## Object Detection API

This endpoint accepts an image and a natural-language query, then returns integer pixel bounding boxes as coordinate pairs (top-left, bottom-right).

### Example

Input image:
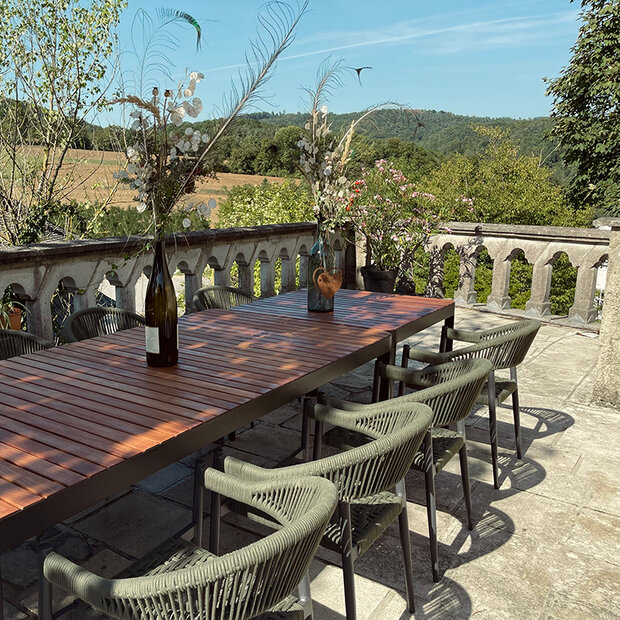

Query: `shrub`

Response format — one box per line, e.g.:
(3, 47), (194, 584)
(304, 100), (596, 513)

(216, 179), (313, 228)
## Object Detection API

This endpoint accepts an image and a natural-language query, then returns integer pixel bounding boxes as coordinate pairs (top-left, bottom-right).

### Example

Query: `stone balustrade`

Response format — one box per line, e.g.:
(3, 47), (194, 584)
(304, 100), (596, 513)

(0, 223), (353, 342)
(427, 222), (610, 326)
(0, 221), (611, 343)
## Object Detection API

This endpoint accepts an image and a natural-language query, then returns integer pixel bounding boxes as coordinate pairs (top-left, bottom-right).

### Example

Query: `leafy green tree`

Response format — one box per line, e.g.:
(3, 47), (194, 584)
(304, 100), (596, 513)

(546, 0), (620, 216)
(0, 0), (126, 244)
(422, 126), (590, 226)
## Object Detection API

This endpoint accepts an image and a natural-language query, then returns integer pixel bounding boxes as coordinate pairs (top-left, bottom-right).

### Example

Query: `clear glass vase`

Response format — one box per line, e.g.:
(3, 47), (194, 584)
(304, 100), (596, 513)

(307, 224), (335, 312)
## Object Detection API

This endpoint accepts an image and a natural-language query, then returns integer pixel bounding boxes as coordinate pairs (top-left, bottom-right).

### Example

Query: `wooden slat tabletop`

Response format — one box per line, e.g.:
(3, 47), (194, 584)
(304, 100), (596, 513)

(0, 309), (390, 552)
(232, 288), (454, 342)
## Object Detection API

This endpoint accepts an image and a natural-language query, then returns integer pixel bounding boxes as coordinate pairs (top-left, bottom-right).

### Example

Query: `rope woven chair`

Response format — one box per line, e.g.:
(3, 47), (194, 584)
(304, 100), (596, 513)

(43, 471), (338, 620)
(213, 402), (433, 620)
(62, 307), (145, 343)
(402, 318), (541, 489)
(0, 329), (53, 360)
(311, 358), (492, 582)
(193, 285), (257, 311)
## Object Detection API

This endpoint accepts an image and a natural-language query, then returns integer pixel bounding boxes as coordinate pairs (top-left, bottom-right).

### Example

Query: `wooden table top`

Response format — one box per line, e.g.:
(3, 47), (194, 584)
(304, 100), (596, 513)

(233, 288), (454, 343)
(0, 309), (390, 552)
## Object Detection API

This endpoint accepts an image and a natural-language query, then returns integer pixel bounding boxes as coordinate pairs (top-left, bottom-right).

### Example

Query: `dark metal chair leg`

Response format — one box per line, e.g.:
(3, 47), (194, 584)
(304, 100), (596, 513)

(208, 448), (223, 554)
(423, 432), (440, 582)
(459, 444), (473, 531)
(338, 501), (357, 620)
(302, 397), (312, 462)
(192, 456), (207, 546)
(0, 559), (5, 620)
(395, 481), (415, 613)
(313, 420), (323, 461)
(38, 540), (53, 620)
(488, 371), (500, 490)
(510, 367), (522, 459)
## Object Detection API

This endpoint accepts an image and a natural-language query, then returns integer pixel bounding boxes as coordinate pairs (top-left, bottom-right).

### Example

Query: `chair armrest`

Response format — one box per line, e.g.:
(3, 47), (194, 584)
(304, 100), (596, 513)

(404, 346), (450, 365)
(445, 327), (484, 343)
(44, 553), (110, 604)
(316, 395), (368, 413)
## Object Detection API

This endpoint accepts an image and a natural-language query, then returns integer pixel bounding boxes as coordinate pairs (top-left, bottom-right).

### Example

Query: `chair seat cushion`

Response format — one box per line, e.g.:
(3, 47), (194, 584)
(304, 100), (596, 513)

(322, 491), (405, 558)
(411, 427), (464, 474)
(70, 537), (303, 619)
(476, 379), (517, 405)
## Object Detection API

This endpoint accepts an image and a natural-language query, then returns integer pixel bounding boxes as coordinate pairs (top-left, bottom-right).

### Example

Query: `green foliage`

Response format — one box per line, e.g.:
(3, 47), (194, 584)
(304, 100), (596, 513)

(216, 179), (313, 228)
(0, 0), (126, 244)
(550, 253), (578, 315)
(49, 202), (209, 238)
(546, 0), (620, 216)
(245, 109), (571, 188)
(421, 126), (591, 226)
(508, 254), (533, 309)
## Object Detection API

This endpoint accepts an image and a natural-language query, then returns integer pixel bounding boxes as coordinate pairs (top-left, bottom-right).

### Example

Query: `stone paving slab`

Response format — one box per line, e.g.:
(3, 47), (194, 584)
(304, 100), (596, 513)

(1, 307), (618, 619)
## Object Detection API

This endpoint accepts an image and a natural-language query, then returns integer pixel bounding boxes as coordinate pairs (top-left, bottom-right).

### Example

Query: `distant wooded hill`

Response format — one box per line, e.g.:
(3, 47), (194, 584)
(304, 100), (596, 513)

(242, 109), (570, 184)
(47, 106), (570, 186)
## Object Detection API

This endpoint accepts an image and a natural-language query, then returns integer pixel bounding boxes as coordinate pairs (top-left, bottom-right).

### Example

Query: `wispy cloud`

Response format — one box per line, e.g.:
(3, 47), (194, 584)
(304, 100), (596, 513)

(203, 9), (578, 74)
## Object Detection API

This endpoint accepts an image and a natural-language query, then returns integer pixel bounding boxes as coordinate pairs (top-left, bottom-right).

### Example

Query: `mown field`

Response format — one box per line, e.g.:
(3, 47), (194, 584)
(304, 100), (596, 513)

(56, 148), (290, 220)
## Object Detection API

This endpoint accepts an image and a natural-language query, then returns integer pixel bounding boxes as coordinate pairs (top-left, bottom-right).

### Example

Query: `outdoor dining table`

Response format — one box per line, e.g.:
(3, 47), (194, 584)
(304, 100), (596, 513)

(0, 289), (453, 617)
(233, 288), (455, 394)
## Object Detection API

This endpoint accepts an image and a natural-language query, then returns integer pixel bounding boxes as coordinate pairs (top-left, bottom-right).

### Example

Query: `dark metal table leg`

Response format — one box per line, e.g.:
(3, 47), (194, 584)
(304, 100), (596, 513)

(0, 559), (4, 620)
(38, 539), (53, 620)
(376, 342), (396, 401)
(440, 313), (455, 353)
(209, 448), (224, 554)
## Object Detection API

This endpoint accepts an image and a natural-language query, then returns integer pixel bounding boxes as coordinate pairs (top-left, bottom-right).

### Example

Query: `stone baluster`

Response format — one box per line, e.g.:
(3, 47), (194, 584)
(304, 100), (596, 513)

(425, 246), (445, 298)
(25, 297), (54, 342)
(114, 283), (137, 313)
(280, 257), (297, 293)
(213, 266), (230, 288)
(525, 257), (553, 317)
(259, 257), (276, 298)
(568, 261), (598, 324)
(236, 261), (254, 295)
(486, 250), (513, 311)
(454, 250), (478, 305)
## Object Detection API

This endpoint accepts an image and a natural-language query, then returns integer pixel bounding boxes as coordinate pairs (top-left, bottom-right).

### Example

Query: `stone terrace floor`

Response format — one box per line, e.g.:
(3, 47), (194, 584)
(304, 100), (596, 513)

(2, 308), (619, 619)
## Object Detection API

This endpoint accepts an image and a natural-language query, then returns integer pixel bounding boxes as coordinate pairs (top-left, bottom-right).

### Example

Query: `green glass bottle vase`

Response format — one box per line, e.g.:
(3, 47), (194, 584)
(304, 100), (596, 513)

(307, 225), (335, 312)
(145, 229), (178, 366)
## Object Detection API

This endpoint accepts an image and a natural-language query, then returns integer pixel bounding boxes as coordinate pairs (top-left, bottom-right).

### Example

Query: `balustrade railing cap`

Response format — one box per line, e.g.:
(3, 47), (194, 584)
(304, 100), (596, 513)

(444, 221), (610, 244)
(0, 222), (318, 267)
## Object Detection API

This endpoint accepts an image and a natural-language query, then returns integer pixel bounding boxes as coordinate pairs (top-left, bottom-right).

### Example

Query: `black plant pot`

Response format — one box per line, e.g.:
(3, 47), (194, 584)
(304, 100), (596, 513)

(360, 265), (398, 293)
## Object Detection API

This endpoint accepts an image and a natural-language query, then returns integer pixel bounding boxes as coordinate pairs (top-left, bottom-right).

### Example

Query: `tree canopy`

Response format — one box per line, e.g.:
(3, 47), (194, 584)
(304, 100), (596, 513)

(546, 0), (620, 216)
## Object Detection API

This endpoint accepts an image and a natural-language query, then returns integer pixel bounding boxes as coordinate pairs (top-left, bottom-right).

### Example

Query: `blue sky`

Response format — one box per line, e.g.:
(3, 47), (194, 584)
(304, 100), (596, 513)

(105, 0), (581, 124)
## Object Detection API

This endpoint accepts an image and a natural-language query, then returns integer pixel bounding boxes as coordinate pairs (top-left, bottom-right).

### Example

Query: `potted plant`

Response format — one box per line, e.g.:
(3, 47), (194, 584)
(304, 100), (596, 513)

(0, 295), (25, 330)
(347, 160), (444, 293)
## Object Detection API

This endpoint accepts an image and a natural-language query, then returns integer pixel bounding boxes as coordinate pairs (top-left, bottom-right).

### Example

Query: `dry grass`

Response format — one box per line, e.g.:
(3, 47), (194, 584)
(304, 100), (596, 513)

(52, 148), (290, 215)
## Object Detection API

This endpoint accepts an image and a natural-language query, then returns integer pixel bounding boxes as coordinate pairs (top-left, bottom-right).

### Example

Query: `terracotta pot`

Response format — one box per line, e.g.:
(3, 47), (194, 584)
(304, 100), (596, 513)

(360, 266), (398, 293)
(0, 307), (22, 330)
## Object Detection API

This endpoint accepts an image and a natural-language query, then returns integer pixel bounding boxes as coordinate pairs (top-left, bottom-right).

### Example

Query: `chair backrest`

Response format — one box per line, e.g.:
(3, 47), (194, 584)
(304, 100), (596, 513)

(446, 319), (540, 370)
(193, 286), (257, 311)
(62, 307), (145, 343)
(0, 329), (53, 360)
(383, 358), (492, 428)
(44, 473), (337, 620)
(262, 402), (433, 503)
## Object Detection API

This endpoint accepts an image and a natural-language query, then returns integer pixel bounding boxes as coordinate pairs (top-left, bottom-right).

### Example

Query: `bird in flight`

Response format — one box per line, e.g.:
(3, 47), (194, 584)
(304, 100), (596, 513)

(348, 66), (373, 85)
